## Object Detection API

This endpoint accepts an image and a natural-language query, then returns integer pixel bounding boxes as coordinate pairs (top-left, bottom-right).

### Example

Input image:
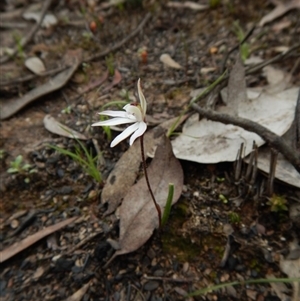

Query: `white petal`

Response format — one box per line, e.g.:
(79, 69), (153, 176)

(92, 117), (135, 127)
(129, 122), (147, 145)
(110, 123), (140, 147)
(125, 105), (143, 122)
(137, 78), (147, 118)
(99, 110), (128, 118)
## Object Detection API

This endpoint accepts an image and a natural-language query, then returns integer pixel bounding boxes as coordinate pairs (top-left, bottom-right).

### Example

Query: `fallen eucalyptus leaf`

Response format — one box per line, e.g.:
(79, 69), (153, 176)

(43, 115), (88, 140)
(25, 57), (46, 75)
(259, 0), (300, 27)
(160, 53), (183, 69)
(0, 49), (82, 120)
(172, 85), (298, 163)
(101, 115), (187, 215)
(64, 281), (91, 301)
(1, 217), (78, 263)
(106, 135), (183, 265)
(23, 11), (58, 28)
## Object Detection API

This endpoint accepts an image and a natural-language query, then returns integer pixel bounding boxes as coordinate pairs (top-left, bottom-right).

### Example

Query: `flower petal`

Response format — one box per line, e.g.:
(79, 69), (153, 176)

(129, 121), (147, 145)
(137, 78), (147, 118)
(110, 122), (140, 147)
(92, 117), (135, 127)
(98, 110), (128, 118)
(124, 105), (143, 122)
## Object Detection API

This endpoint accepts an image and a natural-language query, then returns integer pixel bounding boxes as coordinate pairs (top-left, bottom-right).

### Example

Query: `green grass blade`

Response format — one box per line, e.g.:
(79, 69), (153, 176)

(161, 183), (174, 227)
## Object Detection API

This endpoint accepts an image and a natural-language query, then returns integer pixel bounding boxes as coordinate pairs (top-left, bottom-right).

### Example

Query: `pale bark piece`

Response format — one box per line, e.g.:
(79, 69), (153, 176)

(279, 255), (300, 301)
(0, 217), (78, 263)
(160, 53), (183, 69)
(64, 281), (91, 301)
(101, 116), (187, 215)
(259, 0), (300, 27)
(166, 1), (208, 10)
(25, 57), (46, 75)
(0, 49), (82, 120)
(107, 136), (183, 263)
(43, 115), (88, 140)
(226, 54), (247, 116)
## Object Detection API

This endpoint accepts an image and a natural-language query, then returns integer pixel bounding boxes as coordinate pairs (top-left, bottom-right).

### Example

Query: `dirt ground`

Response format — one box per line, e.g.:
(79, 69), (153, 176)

(1, 1), (300, 300)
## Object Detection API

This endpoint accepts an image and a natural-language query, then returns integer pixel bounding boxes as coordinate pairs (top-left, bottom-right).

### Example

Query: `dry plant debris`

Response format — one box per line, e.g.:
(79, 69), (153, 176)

(1, 0), (300, 300)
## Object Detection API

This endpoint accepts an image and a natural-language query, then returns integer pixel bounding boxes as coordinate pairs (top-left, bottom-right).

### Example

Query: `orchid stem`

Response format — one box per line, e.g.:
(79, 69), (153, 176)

(140, 135), (162, 229)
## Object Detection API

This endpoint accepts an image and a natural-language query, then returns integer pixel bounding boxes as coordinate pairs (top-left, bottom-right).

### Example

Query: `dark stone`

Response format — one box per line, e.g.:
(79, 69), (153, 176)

(94, 241), (111, 260)
(54, 257), (74, 272)
(144, 281), (159, 291)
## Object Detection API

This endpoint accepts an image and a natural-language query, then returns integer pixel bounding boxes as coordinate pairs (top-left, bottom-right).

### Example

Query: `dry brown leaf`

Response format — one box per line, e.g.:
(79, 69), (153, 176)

(101, 115), (187, 215)
(0, 217), (78, 263)
(102, 69), (122, 92)
(259, 0), (300, 27)
(0, 49), (82, 120)
(160, 53), (183, 69)
(106, 136), (183, 265)
(43, 114), (88, 140)
(64, 281), (91, 301)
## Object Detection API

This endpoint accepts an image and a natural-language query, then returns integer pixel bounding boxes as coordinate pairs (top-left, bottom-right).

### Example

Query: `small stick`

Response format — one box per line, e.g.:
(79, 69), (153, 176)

(85, 13), (152, 62)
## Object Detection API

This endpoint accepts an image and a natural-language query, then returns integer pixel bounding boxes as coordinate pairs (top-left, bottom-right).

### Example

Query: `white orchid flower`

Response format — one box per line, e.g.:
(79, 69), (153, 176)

(92, 78), (147, 147)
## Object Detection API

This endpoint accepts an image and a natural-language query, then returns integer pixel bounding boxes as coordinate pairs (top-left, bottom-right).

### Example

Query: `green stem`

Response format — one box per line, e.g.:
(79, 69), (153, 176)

(140, 135), (162, 229)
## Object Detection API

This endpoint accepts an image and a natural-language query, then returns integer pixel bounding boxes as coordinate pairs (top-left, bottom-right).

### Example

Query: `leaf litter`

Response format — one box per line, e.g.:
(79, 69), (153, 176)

(105, 135), (183, 266)
(172, 53), (300, 187)
(101, 115), (187, 215)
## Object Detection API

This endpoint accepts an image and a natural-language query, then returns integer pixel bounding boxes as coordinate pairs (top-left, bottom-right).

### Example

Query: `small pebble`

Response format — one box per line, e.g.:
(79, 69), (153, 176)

(144, 281), (159, 291)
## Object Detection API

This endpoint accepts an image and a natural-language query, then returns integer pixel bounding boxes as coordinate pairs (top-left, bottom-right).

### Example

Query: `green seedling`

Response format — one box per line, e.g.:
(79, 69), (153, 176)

(209, 0), (221, 8)
(219, 194), (228, 204)
(105, 53), (115, 76)
(161, 183), (175, 227)
(61, 106), (72, 114)
(232, 21), (250, 61)
(189, 277), (300, 297)
(49, 139), (102, 183)
(267, 194), (288, 212)
(7, 155), (37, 183)
(0, 150), (5, 160)
(228, 211), (241, 223)
(12, 32), (25, 59)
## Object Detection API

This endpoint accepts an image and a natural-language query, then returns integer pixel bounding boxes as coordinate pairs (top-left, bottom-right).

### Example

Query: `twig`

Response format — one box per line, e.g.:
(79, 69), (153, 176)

(191, 103), (300, 173)
(85, 13), (152, 62)
(0, 0), (53, 64)
(245, 43), (300, 74)
(0, 65), (67, 87)
(142, 275), (196, 283)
